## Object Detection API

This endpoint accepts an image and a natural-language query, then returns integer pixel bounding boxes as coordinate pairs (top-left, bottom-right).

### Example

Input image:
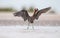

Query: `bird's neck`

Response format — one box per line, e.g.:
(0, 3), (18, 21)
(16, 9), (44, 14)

(32, 10), (38, 17)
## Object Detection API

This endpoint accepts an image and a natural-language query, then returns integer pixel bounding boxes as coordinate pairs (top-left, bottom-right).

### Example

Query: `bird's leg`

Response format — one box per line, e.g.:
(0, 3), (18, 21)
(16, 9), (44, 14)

(27, 22), (30, 30)
(32, 23), (34, 30)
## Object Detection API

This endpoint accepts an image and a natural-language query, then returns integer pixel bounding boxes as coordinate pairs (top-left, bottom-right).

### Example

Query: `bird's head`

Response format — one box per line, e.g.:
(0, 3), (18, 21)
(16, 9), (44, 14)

(34, 8), (38, 13)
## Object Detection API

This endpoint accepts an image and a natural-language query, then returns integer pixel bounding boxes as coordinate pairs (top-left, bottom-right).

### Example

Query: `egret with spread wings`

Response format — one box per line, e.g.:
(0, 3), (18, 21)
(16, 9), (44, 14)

(14, 7), (51, 29)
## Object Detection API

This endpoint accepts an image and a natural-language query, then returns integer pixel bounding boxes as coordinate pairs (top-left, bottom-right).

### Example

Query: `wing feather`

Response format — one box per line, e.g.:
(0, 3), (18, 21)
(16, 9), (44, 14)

(14, 10), (29, 21)
(35, 7), (51, 19)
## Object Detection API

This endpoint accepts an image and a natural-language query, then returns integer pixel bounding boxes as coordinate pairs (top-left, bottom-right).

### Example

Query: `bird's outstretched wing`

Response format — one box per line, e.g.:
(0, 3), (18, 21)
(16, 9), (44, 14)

(14, 10), (29, 21)
(35, 7), (51, 19)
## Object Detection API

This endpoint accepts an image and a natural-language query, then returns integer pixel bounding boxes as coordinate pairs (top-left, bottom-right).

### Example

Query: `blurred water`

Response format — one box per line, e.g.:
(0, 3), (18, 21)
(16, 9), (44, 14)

(0, 25), (60, 38)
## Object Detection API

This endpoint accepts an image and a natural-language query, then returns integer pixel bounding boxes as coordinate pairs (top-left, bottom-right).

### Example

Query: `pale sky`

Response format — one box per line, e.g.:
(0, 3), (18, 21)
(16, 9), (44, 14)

(0, 0), (60, 13)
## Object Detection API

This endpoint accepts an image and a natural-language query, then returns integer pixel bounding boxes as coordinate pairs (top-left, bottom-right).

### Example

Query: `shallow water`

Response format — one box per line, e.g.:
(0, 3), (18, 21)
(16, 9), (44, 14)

(0, 26), (60, 38)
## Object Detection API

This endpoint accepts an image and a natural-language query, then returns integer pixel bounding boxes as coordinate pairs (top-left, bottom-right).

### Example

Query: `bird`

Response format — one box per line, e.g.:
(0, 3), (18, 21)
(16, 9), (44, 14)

(14, 7), (51, 29)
